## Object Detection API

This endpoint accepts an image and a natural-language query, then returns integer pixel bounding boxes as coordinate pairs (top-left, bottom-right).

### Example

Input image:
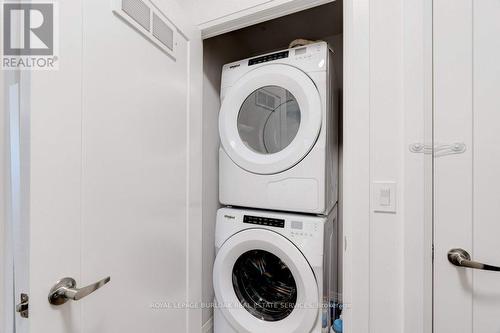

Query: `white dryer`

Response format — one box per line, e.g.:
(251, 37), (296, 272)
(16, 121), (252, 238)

(213, 207), (338, 333)
(219, 42), (339, 214)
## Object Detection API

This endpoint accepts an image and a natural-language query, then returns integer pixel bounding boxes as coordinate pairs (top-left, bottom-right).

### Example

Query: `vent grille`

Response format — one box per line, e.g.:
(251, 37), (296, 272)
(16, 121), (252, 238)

(152, 13), (173, 50)
(122, 0), (150, 31)
(256, 90), (278, 110)
(113, 0), (176, 58)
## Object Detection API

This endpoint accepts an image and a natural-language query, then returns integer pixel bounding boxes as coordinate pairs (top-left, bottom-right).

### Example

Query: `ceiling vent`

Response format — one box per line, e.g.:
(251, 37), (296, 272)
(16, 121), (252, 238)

(112, 0), (177, 59)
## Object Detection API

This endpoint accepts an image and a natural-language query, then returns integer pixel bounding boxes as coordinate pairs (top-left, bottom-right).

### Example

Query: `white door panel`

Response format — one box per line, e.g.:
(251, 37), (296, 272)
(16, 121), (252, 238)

(433, 0), (473, 331)
(22, 0), (201, 332)
(29, 0), (83, 331)
(81, 1), (189, 332)
(434, 0), (500, 331)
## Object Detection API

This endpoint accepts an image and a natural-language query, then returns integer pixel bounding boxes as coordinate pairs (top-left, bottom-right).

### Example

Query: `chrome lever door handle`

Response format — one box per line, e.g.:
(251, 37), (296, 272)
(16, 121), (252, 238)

(48, 276), (110, 305)
(448, 248), (500, 272)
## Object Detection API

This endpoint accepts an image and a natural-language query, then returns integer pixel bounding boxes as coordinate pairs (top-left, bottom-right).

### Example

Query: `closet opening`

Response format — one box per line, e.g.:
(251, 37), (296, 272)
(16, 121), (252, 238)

(201, 0), (344, 329)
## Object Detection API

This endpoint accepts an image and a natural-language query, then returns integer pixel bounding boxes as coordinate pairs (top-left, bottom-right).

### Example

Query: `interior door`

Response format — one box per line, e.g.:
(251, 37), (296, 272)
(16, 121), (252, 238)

(11, 0), (202, 332)
(434, 0), (500, 331)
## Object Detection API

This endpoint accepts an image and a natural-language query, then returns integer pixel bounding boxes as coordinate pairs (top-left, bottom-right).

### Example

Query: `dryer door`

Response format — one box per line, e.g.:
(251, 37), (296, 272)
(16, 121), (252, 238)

(213, 229), (319, 333)
(219, 64), (322, 175)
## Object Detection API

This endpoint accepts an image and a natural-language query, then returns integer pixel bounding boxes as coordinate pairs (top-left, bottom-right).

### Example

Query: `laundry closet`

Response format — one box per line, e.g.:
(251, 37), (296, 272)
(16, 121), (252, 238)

(201, 2), (344, 332)
(1, 0), (435, 332)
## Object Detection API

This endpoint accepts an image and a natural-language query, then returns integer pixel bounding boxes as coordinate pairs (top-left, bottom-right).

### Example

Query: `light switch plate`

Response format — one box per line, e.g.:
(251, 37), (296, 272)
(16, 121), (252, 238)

(372, 181), (397, 213)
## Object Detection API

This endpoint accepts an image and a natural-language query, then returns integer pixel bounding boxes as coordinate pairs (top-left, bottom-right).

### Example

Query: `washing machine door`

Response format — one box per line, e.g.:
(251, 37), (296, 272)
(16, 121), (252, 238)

(219, 64), (322, 175)
(213, 228), (319, 333)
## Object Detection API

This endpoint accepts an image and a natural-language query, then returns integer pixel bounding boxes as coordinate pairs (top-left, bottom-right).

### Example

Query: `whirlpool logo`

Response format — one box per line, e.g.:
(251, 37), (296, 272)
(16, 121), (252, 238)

(2, 1), (59, 70)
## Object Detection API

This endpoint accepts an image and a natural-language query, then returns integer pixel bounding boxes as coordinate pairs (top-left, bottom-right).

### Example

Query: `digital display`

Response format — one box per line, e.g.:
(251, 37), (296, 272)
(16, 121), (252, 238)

(248, 51), (289, 66)
(243, 215), (285, 228)
(294, 47), (307, 56)
(291, 221), (303, 230)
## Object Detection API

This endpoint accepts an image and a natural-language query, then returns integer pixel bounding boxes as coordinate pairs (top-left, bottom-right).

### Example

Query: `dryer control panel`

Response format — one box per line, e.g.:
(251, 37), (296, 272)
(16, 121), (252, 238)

(248, 51), (289, 66)
(220, 41), (329, 92)
(243, 215), (285, 228)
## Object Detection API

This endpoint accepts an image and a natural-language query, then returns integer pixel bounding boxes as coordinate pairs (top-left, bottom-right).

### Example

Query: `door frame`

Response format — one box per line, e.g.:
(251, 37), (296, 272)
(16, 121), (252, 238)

(1, 67), (31, 333)
(0, 59), (8, 333)
(341, 0), (371, 331)
(159, 3), (204, 333)
(197, 0), (373, 331)
(197, 0), (434, 332)
(198, 0), (336, 39)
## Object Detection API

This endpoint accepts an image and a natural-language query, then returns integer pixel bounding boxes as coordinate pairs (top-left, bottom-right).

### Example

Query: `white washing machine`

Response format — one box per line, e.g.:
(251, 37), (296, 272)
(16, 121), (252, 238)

(219, 42), (339, 214)
(213, 207), (338, 333)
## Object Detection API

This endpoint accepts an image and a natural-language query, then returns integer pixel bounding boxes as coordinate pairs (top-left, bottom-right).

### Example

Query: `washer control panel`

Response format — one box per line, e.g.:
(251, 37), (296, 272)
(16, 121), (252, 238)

(217, 207), (333, 258)
(289, 219), (320, 239)
(243, 215), (285, 228)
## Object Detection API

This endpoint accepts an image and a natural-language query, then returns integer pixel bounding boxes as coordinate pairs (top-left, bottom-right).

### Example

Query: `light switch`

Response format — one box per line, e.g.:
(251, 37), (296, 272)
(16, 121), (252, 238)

(373, 181), (397, 213)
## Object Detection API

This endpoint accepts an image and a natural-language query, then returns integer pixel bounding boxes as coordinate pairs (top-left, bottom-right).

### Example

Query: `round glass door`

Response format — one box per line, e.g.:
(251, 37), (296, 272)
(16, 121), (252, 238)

(232, 249), (298, 321)
(212, 228), (319, 333)
(218, 64), (322, 175)
(237, 86), (301, 154)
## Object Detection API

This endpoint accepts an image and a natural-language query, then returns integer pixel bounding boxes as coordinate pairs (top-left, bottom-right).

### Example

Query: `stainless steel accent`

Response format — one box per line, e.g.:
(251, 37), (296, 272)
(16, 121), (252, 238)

(16, 293), (29, 318)
(448, 248), (500, 272)
(48, 276), (111, 305)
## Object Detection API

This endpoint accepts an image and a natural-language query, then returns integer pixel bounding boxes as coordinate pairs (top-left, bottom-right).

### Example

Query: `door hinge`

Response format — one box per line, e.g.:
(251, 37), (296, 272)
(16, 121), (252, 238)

(16, 293), (29, 318)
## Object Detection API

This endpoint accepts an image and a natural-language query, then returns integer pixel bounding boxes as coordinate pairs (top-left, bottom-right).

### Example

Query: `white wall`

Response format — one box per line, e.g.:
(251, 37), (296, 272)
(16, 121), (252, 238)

(369, 0), (404, 331)
(369, 1), (432, 332)
(0, 67), (6, 333)
(344, 0), (431, 332)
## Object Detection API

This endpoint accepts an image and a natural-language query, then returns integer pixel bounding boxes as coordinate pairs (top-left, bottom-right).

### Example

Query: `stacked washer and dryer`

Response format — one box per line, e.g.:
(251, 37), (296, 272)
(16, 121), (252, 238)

(214, 42), (340, 333)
